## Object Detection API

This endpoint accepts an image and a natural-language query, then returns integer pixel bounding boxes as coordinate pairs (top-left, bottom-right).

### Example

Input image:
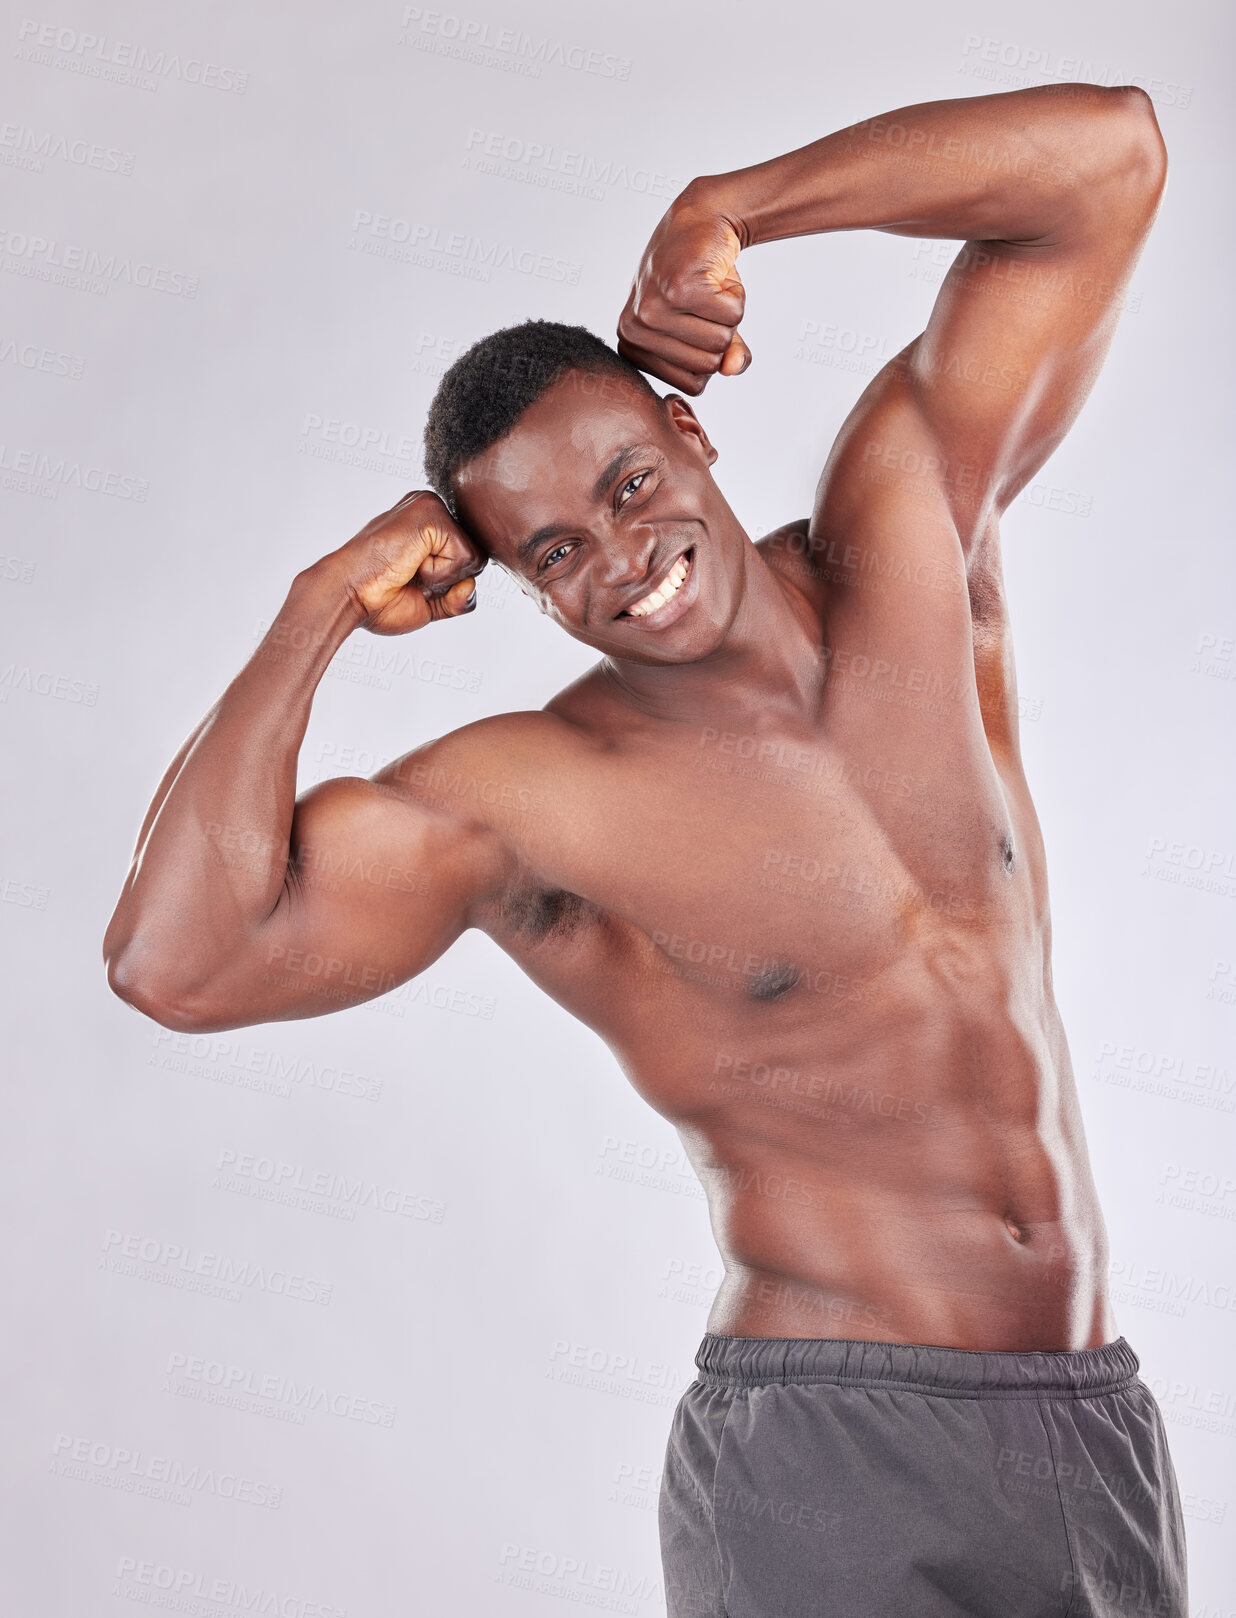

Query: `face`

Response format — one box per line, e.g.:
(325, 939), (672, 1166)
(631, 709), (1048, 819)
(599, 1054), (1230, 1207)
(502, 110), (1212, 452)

(452, 367), (749, 664)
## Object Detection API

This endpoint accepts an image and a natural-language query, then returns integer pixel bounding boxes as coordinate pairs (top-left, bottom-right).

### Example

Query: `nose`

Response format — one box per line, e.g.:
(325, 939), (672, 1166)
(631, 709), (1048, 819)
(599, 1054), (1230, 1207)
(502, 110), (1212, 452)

(593, 521), (658, 593)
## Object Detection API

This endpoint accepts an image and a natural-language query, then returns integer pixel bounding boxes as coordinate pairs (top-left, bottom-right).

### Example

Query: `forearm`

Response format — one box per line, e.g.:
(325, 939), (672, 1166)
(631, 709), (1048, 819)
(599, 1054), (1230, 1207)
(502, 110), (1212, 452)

(104, 563), (363, 990)
(693, 83), (1161, 251)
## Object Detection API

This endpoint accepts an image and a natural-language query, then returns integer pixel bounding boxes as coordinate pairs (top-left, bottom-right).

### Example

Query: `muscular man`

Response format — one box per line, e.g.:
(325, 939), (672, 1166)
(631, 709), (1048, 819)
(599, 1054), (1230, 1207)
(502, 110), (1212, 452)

(105, 84), (1184, 1615)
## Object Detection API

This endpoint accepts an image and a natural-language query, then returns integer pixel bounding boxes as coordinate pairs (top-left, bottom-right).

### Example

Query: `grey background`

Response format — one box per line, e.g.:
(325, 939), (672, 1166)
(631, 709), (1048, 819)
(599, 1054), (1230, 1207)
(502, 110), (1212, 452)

(1, 0), (1232, 1611)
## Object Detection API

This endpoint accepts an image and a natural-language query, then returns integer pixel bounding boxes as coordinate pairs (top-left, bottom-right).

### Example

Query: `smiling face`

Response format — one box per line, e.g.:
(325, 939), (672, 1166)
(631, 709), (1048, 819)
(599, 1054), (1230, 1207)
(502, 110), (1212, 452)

(451, 367), (750, 664)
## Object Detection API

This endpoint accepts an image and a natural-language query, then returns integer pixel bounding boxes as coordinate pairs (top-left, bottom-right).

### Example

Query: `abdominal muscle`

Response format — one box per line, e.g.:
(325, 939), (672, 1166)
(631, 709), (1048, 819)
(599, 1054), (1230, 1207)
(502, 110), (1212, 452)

(627, 970), (1116, 1353)
(468, 690), (1116, 1353)
(698, 1188), (1114, 1353)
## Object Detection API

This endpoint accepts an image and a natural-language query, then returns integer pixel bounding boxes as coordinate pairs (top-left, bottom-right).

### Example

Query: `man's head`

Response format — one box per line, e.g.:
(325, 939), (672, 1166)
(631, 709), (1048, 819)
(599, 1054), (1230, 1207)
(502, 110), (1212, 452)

(422, 319), (749, 664)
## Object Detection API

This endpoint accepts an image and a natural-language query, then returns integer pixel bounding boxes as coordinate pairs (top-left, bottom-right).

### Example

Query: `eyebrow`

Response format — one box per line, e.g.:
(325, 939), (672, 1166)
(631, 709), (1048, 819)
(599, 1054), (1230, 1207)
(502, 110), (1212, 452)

(514, 444), (647, 567)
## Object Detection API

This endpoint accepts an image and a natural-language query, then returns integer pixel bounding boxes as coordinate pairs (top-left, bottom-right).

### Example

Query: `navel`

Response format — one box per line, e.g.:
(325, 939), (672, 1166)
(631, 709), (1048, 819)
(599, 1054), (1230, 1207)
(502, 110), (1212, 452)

(748, 959), (801, 1002)
(1000, 835), (1016, 875)
(1004, 1215), (1029, 1244)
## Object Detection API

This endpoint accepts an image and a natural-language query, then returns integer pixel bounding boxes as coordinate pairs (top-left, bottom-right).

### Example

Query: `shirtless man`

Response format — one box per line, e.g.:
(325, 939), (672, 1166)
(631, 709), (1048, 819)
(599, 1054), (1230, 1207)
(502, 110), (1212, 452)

(105, 83), (1185, 1616)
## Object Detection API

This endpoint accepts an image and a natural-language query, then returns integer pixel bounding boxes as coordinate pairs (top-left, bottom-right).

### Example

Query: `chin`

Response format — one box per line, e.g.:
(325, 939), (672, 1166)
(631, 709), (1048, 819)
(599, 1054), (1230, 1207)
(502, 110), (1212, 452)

(598, 624), (727, 667)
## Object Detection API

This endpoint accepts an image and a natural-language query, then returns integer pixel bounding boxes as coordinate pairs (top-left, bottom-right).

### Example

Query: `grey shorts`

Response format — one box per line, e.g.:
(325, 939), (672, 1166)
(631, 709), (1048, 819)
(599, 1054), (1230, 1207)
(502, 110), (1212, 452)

(659, 1333), (1187, 1617)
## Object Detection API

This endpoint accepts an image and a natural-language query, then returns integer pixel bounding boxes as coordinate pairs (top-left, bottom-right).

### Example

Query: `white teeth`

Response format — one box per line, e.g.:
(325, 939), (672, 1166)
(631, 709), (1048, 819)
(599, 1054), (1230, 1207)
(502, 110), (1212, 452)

(626, 554), (690, 618)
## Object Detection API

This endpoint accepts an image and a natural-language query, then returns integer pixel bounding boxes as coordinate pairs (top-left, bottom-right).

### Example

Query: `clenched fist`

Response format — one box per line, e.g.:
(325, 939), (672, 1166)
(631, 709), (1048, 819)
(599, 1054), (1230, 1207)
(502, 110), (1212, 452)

(321, 489), (486, 635)
(617, 185), (751, 395)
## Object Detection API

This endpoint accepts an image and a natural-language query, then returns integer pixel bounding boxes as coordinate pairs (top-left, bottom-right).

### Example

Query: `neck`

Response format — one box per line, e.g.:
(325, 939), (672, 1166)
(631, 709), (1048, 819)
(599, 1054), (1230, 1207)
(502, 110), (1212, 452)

(602, 540), (826, 729)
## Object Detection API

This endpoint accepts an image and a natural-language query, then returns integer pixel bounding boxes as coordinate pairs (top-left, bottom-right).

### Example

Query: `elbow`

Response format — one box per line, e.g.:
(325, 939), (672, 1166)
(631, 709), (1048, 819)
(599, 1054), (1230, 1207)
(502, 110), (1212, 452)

(1053, 84), (1168, 237)
(1114, 85), (1168, 191)
(104, 944), (223, 1034)
(1098, 84), (1169, 207)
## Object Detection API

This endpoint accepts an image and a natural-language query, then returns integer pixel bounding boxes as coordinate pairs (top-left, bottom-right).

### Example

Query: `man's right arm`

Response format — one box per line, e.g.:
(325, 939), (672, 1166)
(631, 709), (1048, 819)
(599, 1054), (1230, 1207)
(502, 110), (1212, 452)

(103, 491), (507, 1034)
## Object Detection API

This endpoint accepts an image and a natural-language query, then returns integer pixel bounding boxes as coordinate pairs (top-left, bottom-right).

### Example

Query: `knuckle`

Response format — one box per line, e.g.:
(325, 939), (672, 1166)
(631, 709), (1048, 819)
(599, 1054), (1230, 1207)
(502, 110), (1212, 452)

(396, 487), (434, 513)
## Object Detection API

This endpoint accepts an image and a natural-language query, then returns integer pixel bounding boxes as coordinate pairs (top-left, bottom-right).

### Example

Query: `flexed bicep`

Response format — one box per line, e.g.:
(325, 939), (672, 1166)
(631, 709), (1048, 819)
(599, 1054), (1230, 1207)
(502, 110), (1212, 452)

(899, 90), (1167, 517)
(157, 773), (512, 1032)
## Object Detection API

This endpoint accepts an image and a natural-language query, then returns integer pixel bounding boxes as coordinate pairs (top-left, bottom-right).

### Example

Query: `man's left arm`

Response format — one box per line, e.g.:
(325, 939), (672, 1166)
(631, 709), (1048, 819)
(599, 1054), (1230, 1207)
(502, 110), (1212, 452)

(618, 83), (1168, 527)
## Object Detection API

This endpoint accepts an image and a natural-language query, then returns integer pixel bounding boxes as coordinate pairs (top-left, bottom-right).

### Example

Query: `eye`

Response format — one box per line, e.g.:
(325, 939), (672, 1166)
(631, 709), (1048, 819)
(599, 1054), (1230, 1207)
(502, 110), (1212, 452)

(618, 472), (649, 505)
(541, 542), (573, 570)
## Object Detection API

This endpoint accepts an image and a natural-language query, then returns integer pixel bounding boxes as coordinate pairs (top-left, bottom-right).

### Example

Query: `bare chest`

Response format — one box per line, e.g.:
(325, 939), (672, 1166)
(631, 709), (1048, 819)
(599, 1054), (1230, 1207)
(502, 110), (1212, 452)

(483, 709), (1043, 1022)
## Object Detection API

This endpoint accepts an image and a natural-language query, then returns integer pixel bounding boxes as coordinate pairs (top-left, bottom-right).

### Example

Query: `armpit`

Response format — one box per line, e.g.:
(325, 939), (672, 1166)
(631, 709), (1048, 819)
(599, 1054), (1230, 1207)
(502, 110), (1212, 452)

(493, 882), (604, 947)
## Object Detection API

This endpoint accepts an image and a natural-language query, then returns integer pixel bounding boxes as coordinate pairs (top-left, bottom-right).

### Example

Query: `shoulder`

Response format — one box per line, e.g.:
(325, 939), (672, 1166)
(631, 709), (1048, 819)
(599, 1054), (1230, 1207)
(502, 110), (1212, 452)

(374, 708), (589, 818)
(755, 517), (812, 570)
(755, 517), (828, 625)
(374, 704), (614, 950)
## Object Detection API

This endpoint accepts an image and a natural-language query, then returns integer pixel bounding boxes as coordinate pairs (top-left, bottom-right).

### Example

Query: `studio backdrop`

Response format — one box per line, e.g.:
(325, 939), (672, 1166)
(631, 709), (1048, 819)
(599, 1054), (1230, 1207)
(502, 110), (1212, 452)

(1, 0), (1232, 1611)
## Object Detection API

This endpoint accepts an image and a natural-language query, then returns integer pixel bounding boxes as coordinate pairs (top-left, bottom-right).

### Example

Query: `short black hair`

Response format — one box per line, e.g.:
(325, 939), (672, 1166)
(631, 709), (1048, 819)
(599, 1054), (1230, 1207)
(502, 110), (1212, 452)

(422, 318), (658, 517)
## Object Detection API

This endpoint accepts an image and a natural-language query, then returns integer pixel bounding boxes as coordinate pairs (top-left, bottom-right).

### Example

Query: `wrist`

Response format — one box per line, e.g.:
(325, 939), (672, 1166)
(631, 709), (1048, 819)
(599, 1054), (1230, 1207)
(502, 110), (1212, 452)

(677, 173), (754, 251)
(685, 148), (845, 252)
(290, 557), (369, 633)
(679, 170), (776, 252)
(256, 561), (366, 677)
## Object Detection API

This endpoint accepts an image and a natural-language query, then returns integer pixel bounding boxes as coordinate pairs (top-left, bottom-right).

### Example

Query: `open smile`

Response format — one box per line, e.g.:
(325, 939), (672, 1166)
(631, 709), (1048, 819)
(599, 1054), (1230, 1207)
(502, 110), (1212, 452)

(618, 546), (696, 627)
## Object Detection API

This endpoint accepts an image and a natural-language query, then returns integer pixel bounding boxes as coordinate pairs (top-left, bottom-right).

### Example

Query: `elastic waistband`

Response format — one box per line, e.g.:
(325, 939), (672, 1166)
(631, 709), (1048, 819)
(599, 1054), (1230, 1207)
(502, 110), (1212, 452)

(693, 1334), (1140, 1399)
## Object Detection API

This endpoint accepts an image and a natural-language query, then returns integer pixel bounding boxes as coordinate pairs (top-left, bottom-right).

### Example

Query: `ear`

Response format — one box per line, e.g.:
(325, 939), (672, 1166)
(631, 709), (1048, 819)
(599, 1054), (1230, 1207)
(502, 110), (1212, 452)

(661, 393), (718, 468)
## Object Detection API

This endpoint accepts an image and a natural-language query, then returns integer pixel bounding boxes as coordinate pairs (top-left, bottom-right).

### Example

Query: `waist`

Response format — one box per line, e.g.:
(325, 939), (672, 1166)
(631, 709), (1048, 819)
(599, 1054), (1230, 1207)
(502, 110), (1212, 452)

(693, 1331), (1140, 1397)
(701, 1199), (1113, 1349)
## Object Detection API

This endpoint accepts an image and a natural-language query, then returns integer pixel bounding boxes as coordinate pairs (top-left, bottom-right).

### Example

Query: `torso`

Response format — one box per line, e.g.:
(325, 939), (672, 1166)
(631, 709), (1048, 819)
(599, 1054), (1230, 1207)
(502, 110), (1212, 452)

(388, 385), (1114, 1352)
